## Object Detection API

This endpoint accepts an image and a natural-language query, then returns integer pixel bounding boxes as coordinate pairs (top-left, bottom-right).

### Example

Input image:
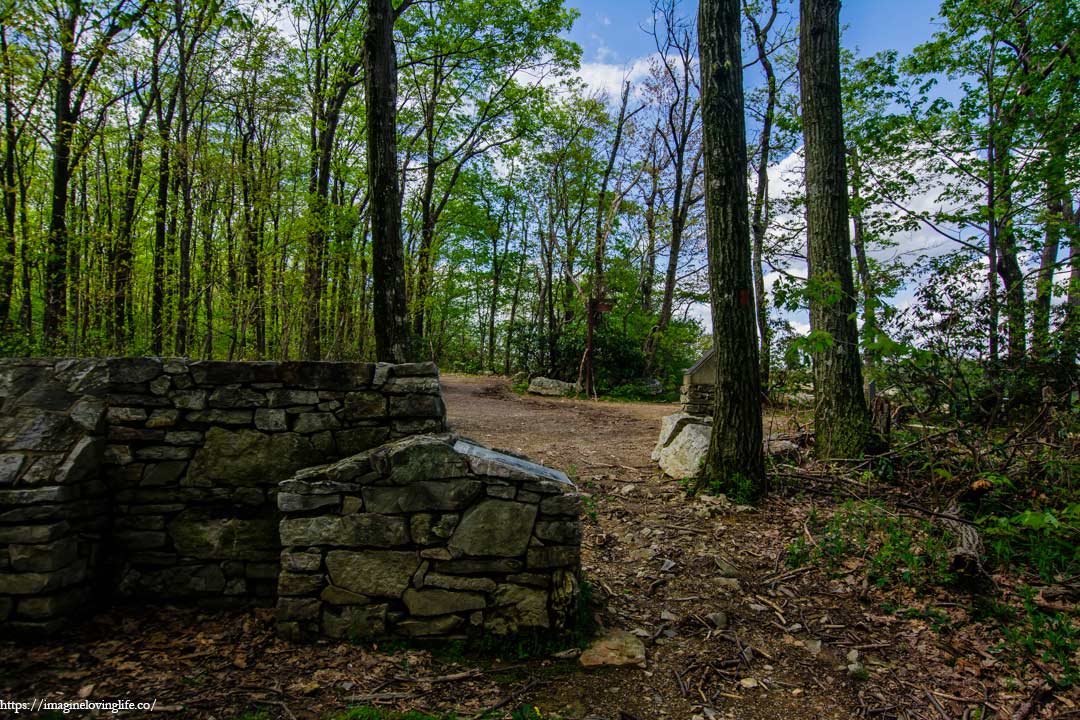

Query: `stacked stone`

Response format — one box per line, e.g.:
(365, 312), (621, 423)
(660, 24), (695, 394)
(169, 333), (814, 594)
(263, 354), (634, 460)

(680, 383), (715, 417)
(275, 435), (581, 642)
(0, 359), (110, 634)
(101, 358), (447, 604)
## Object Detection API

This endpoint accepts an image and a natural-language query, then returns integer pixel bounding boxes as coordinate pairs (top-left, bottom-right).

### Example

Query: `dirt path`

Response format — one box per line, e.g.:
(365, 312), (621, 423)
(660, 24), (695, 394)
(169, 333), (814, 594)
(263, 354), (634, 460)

(442, 373), (673, 476)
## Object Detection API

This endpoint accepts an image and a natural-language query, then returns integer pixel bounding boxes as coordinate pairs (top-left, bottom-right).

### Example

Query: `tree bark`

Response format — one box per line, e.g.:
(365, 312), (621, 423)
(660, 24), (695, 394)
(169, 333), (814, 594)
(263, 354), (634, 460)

(697, 0), (765, 495)
(365, 0), (410, 363)
(799, 0), (876, 458)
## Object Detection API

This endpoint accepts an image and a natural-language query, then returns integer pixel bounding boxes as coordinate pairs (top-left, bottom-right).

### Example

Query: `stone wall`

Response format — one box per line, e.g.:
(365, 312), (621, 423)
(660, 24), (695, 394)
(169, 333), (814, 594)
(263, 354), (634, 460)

(680, 383), (715, 417)
(102, 358), (445, 604)
(0, 357), (451, 634)
(681, 348), (717, 417)
(276, 436), (581, 641)
(0, 359), (110, 633)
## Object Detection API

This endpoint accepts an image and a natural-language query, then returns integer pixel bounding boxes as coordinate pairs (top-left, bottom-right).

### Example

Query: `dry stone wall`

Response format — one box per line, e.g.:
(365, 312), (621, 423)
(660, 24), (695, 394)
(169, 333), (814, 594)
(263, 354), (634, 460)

(0, 359), (110, 633)
(276, 436), (581, 641)
(102, 358), (445, 604)
(0, 357), (454, 634)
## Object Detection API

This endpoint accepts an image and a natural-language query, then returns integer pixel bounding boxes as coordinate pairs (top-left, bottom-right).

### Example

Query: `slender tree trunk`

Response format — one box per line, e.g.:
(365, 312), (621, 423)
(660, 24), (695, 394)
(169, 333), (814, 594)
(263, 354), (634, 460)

(996, 158), (1025, 364)
(114, 94), (153, 351)
(43, 14), (77, 347)
(582, 82), (631, 398)
(698, 0), (765, 495)
(849, 150), (877, 371)
(151, 142), (170, 355)
(0, 27), (16, 328)
(799, 0), (876, 458)
(365, 0), (410, 363)
(16, 157), (30, 333)
(1034, 179), (1062, 358)
(504, 223), (527, 375)
(639, 158), (659, 312)
(748, 2), (778, 397)
(1064, 199), (1080, 354)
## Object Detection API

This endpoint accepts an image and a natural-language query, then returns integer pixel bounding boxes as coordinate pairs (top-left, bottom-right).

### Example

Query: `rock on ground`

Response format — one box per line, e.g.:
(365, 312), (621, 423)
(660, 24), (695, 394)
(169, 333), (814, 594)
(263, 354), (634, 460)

(657, 422), (711, 479)
(527, 377), (577, 397)
(579, 628), (646, 668)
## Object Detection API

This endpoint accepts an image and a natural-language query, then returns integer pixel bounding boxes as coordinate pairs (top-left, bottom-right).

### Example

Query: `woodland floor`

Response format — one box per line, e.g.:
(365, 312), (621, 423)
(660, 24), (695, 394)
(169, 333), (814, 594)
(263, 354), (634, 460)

(1, 373), (1076, 719)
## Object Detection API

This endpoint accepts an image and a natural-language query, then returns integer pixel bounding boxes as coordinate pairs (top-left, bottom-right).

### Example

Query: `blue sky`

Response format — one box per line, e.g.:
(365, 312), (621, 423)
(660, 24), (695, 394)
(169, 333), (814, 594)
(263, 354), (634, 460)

(565, 0), (946, 73)
(559, 0), (955, 332)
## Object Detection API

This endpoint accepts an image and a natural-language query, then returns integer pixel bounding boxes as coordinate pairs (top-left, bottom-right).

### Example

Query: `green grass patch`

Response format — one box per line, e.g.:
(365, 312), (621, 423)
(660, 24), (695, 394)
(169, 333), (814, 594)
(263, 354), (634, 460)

(786, 500), (956, 590)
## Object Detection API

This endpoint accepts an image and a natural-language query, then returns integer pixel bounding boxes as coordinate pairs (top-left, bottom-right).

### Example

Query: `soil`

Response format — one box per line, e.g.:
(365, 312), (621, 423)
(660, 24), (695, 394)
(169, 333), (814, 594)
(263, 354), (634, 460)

(0, 374), (1073, 719)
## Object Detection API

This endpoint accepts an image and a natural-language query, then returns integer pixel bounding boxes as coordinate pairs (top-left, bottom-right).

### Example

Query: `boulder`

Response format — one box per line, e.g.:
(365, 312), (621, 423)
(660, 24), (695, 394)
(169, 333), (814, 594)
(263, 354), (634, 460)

(652, 412), (710, 461)
(766, 438), (801, 461)
(657, 422), (711, 479)
(527, 377), (576, 397)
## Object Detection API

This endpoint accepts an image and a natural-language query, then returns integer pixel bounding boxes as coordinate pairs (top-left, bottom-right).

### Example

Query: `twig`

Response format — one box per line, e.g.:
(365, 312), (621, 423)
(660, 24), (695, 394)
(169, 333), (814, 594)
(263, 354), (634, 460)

(393, 669), (483, 684)
(924, 688), (951, 720)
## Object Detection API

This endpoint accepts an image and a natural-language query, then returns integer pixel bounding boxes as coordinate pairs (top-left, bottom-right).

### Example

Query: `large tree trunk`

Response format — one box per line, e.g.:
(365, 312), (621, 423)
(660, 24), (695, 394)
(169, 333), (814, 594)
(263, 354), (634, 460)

(799, 0), (876, 459)
(697, 0), (765, 496)
(365, 0), (410, 363)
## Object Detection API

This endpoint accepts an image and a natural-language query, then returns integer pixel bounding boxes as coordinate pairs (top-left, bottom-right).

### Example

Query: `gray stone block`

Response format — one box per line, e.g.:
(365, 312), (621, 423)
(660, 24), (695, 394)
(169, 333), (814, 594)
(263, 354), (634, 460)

(8, 537), (79, 572)
(209, 388), (267, 409)
(362, 480), (481, 514)
(277, 492), (340, 513)
(293, 412), (340, 434)
(280, 514), (408, 547)
(267, 389), (320, 407)
(321, 603), (386, 639)
(403, 588), (485, 616)
(278, 571), (324, 596)
(0, 453), (25, 485)
(449, 500), (537, 558)
(343, 391), (386, 419)
(145, 409), (180, 428)
(325, 550), (419, 598)
(254, 409), (287, 432)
